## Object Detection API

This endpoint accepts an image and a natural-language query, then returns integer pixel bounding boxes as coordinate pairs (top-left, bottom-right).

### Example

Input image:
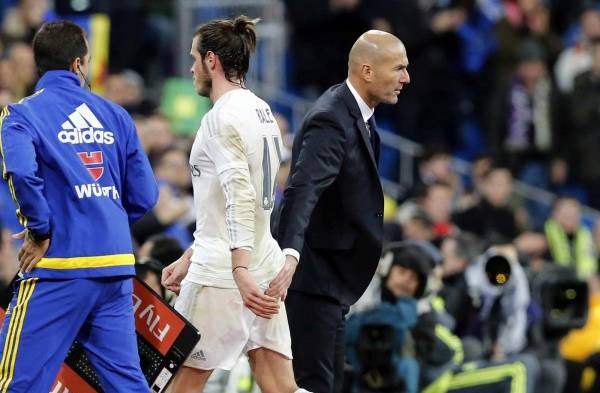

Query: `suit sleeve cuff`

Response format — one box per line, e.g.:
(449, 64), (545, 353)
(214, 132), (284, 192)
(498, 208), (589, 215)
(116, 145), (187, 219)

(282, 248), (300, 263)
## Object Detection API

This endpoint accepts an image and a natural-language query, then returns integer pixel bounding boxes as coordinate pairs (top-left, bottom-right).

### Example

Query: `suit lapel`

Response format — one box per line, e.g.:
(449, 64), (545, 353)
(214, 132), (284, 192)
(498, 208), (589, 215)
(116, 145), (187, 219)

(338, 84), (379, 170)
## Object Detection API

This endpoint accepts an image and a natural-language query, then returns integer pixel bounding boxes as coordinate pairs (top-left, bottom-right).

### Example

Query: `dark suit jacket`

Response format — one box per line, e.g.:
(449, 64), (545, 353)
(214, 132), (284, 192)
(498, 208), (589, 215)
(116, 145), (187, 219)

(276, 83), (384, 305)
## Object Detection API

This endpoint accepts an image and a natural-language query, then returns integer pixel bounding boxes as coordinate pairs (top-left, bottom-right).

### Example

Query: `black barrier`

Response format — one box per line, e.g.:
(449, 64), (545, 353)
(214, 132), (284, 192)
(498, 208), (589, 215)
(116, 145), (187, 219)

(0, 276), (200, 393)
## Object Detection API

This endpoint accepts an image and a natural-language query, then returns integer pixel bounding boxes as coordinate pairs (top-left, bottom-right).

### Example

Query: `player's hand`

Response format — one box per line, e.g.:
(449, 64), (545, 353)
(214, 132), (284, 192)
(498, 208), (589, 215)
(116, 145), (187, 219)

(233, 268), (279, 319)
(13, 230), (50, 273)
(266, 255), (298, 301)
(162, 251), (191, 294)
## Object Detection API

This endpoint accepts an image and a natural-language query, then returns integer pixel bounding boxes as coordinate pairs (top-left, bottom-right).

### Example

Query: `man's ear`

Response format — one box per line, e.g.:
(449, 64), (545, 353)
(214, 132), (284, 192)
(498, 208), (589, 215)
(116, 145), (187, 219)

(69, 57), (81, 73)
(361, 64), (374, 82)
(204, 51), (218, 71)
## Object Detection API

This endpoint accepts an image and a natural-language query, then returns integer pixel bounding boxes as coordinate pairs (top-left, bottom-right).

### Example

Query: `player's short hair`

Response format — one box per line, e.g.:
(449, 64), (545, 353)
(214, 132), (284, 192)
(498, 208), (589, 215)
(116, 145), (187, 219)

(193, 15), (258, 87)
(33, 21), (88, 76)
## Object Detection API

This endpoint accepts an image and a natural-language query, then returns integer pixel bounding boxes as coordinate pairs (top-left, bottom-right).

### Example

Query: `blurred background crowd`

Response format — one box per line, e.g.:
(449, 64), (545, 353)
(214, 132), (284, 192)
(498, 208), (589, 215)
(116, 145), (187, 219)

(3, 0), (600, 392)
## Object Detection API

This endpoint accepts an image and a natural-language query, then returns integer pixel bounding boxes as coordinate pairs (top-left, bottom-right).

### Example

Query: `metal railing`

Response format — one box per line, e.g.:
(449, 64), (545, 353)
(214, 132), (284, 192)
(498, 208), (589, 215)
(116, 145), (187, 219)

(257, 84), (600, 222)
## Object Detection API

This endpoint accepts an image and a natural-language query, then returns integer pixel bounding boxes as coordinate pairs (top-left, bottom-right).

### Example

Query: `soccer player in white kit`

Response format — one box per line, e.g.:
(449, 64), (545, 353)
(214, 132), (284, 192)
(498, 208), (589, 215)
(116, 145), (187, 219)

(161, 16), (310, 393)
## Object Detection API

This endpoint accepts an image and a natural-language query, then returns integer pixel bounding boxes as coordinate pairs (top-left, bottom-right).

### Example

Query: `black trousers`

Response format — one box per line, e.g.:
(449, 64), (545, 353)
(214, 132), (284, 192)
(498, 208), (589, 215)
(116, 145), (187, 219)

(286, 290), (349, 393)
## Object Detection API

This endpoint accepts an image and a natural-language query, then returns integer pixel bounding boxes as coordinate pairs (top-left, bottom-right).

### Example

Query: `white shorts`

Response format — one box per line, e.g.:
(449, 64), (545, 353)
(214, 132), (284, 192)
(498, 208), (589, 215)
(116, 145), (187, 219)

(174, 280), (293, 371)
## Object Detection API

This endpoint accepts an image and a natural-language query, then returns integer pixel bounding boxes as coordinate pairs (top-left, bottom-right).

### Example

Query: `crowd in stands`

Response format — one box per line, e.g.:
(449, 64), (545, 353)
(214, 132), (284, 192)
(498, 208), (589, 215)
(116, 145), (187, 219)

(2, 0), (600, 392)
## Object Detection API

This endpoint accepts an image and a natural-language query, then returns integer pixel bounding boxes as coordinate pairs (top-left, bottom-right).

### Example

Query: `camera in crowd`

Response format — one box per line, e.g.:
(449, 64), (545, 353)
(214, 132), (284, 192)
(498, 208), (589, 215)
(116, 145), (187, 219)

(531, 265), (588, 340)
(484, 253), (512, 287)
(466, 246), (589, 357)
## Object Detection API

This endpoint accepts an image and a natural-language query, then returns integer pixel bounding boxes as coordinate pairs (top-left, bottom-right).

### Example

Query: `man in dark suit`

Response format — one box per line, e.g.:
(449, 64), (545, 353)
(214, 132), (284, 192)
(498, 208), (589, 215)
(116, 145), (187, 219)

(267, 30), (411, 393)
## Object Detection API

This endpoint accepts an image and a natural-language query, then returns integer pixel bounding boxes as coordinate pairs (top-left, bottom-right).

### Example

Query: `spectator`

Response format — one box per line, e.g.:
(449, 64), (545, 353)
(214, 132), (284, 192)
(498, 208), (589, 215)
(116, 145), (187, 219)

(3, 42), (36, 100)
(453, 165), (519, 243)
(137, 234), (184, 268)
(131, 147), (193, 246)
(439, 232), (483, 335)
(135, 257), (165, 297)
(346, 242), (430, 393)
(1, 0), (49, 44)
(544, 196), (597, 280)
(464, 245), (531, 359)
(495, 0), (563, 79)
(568, 37), (600, 209)
(487, 39), (564, 189)
(402, 209), (436, 243)
(416, 147), (464, 202)
(104, 70), (155, 115)
(458, 153), (493, 210)
(554, 6), (600, 94)
(418, 181), (456, 240)
(135, 112), (176, 163)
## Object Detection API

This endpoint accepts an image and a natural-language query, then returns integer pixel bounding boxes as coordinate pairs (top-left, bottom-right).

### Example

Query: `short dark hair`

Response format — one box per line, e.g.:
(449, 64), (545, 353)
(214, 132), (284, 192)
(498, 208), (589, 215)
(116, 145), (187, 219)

(194, 15), (258, 86)
(145, 234), (184, 267)
(32, 21), (87, 76)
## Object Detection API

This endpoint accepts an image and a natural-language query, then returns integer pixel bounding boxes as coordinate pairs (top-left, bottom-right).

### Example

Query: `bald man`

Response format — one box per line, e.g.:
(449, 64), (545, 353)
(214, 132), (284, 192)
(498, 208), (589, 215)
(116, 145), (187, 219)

(270, 31), (410, 392)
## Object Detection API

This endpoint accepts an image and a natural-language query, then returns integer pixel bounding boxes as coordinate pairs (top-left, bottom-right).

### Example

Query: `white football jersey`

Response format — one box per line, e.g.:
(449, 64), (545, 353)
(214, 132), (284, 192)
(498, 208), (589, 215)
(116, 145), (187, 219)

(186, 88), (285, 288)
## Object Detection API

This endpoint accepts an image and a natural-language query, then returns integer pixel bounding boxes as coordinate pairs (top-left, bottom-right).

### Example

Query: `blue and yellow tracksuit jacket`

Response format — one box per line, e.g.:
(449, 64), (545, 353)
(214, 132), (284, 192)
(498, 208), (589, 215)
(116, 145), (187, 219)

(0, 70), (158, 279)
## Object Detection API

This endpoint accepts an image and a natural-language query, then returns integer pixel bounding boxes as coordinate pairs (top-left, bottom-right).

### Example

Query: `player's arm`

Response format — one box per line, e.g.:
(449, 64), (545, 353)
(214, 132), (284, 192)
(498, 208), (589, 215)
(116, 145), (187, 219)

(207, 116), (279, 318)
(0, 105), (50, 271)
(121, 110), (159, 222)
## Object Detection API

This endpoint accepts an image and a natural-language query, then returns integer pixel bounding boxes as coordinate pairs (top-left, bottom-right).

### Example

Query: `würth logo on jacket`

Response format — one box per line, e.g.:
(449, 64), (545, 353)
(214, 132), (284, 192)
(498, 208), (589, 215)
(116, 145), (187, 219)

(74, 150), (120, 200)
(77, 151), (103, 181)
(58, 103), (114, 145)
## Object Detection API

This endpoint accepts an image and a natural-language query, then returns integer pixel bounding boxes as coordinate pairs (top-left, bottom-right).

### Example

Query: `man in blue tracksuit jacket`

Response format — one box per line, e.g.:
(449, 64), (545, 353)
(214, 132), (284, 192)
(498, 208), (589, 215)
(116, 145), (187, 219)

(0, 21), (158, 392)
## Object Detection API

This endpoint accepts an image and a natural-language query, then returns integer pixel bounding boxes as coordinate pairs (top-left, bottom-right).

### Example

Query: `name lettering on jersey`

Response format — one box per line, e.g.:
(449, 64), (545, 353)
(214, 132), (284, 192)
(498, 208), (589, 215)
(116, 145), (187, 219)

(190, 164), (201, 177)
(255, 108), (275, 124)
(58, 103), (115, 145)
(74, 183), (120, 200)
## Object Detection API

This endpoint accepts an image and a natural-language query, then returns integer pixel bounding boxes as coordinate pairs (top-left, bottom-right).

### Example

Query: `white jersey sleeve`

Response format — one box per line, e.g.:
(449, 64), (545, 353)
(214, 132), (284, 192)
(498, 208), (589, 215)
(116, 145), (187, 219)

(205, 114), (256, 251)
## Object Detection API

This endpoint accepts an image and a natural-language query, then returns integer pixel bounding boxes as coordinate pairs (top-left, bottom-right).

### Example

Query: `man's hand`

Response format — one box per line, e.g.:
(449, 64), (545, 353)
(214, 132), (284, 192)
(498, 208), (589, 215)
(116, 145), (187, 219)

(491, 342), (506, 362)
(233, 267), (279, 319)
(162, 249), (192, 294)
(266, 255), (298, 301)
(13, 230), (49, 273)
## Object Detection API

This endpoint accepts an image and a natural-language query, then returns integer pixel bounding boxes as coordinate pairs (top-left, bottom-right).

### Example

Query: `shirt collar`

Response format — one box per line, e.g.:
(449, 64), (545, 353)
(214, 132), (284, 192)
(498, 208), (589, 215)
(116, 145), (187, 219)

(346, 79), (374, 123)
(36, 70), (82, 90)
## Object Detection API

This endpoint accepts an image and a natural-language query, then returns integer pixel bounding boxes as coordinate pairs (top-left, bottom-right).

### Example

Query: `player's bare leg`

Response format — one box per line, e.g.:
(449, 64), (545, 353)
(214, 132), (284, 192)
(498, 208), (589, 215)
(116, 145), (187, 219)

(167, 366), (212, 393)
(248, 347), (309, 393)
